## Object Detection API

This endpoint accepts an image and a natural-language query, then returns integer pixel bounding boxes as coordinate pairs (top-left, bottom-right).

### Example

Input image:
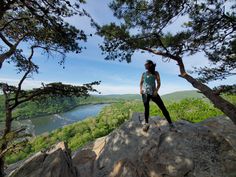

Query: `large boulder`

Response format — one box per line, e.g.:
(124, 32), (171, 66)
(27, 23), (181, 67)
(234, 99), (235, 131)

(8, 142), (77, 177)
(7, 112), (236, 177)
(72, 112), (236, 177)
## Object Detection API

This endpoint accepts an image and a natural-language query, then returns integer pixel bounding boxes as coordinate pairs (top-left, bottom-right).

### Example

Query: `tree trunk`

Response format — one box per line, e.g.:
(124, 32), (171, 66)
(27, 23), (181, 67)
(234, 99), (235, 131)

(176, 58), (236, 124)
(0, 47), (16, 69)
(0, 158), (4, 177)
(0, 97), (13, 176)
(3, 109), (12, 136)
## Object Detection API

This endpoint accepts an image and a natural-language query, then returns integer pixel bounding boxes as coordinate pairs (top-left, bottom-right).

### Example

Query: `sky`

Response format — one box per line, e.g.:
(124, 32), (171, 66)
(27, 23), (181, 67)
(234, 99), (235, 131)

(0, 0), (235, 96)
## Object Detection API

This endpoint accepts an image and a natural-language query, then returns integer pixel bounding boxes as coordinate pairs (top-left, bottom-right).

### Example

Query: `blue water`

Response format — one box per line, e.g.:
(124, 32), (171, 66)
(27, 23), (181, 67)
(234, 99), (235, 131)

(28, 103), (110, 135)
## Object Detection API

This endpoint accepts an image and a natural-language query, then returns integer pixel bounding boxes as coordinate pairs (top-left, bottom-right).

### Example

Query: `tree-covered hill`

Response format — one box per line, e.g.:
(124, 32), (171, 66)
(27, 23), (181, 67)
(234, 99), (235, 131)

(0, 94), (141, 121)
(161, 90), (205, 102)
(0, 90), (220, 121)
(4, 93), (236, 165)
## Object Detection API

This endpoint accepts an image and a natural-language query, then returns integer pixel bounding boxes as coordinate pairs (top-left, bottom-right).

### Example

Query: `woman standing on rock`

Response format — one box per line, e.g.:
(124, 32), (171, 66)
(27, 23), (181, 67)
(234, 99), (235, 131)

(140, 59), (175, 132)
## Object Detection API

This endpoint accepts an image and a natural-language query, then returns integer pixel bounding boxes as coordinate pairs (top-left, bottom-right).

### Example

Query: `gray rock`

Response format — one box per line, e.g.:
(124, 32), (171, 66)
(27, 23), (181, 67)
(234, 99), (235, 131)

(8, 142), (77, 177)
(72, 112), (236, 177)
(7, 112), (236, 177)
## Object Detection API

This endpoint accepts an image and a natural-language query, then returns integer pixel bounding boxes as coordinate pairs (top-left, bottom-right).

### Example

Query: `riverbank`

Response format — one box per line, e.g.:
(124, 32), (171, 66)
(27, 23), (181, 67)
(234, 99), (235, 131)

(23, 103), (112, 136)
(18, 101), (115, 120)
(5, 100), (131, 165)
(0, 94), (139, 122)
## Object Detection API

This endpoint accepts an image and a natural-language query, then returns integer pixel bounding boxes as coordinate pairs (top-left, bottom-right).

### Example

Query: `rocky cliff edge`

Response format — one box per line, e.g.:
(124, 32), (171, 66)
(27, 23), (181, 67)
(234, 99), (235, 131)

(8, 112), (236, 177)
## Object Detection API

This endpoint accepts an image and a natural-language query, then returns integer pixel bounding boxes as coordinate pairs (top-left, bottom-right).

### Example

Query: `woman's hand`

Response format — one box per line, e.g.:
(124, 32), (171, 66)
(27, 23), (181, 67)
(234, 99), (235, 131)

(153, 91), (157, 96)
(140, 89), (143, 95)
(153, 88), (159, 96)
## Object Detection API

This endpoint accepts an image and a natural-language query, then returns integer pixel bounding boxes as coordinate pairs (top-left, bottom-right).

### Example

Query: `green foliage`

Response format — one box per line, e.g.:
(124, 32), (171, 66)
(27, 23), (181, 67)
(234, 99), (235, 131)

(0, 93), (140, 122)
(0, 1), (102, 174)
(165, 98), (222, 122)
(0, 97), (4, 119)
(5, 94), (235, 165)
(161, 90), (205, 103)
(0, 0), (88, 69)
(97, 0), (236, 91)
(5, 101), (133, 164)
(0, 81), (101, 122)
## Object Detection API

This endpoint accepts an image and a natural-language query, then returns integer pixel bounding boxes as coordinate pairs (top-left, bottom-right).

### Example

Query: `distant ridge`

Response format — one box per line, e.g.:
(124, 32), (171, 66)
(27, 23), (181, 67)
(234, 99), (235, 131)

(161, 90), (205, 102)
(92, 93), (141, 100)
(92, 90), (204, 102)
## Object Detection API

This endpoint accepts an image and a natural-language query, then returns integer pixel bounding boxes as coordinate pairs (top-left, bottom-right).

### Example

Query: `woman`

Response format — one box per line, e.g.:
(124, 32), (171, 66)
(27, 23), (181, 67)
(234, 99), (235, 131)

(140, 59), (175, 132)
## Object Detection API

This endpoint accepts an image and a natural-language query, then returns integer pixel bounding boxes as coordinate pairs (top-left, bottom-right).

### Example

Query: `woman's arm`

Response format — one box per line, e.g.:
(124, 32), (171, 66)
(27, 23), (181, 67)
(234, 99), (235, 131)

(155, 71), (161, 92)
(140, 73), (144, 94)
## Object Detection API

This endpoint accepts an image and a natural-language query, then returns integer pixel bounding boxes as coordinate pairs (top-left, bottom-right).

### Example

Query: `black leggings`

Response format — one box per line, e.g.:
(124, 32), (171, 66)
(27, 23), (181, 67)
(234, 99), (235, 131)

(141, 93), (172, 124)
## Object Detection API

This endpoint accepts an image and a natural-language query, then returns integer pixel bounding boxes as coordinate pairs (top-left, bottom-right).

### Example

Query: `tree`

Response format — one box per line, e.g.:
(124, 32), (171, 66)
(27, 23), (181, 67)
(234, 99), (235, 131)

(0, 49), (101, 176)
(0, 0), (102, 175)
(0, 0), (88, 69)
(0, 83), (100, 177)
(95, 0), (236, 123)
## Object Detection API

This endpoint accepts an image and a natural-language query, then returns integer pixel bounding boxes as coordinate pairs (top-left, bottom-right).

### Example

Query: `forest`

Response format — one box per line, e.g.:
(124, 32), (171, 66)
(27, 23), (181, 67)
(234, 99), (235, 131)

(0, 94), (139, 121)
(5, 93), (235, 165)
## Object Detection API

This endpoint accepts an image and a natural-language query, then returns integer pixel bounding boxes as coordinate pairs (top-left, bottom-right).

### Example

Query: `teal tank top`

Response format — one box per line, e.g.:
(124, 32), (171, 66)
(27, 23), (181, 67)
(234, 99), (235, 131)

(142, 71), (156, 95)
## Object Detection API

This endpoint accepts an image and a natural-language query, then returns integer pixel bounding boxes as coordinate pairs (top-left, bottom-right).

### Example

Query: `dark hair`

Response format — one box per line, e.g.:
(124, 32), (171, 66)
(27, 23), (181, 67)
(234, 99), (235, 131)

(145, 60), (156, 75)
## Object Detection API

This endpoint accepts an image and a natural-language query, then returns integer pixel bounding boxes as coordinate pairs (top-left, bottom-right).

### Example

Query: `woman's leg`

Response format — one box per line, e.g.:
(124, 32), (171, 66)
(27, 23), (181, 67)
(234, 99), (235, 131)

(151, 94), (172, 124)
(142, 93), (151, 123)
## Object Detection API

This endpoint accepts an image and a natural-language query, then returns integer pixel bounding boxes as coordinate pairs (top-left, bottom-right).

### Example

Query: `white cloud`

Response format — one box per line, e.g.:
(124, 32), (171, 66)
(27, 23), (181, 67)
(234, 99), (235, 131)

(0, 77), (43, 89)
(0, 77), (194, 96)
(0, 77), (85, 90)
(92, 82), (194, 95)
(92, 84), (138, 95)
(158, 82), (194, 95)
(208, 75), (236, 88)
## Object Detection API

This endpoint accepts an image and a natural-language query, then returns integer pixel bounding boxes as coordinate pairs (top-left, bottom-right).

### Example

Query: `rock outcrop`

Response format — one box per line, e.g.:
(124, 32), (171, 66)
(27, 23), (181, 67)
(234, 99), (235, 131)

(8, 112), (236, 177)
(8, 142), (77, 177)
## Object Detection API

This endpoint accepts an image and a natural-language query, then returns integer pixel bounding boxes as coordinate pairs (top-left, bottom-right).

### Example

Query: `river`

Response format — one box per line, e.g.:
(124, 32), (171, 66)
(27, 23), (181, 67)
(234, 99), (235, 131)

(18, 103), (110, 136)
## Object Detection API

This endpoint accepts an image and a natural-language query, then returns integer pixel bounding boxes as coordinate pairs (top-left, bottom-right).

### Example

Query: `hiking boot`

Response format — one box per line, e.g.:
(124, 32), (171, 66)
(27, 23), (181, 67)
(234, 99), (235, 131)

(142, 123), (150, 132)
(169, 123), (177, 131)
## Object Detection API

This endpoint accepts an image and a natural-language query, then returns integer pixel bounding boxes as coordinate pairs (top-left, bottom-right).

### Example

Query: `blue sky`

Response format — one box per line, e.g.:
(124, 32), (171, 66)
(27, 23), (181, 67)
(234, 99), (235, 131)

(0, 0), (235, 95)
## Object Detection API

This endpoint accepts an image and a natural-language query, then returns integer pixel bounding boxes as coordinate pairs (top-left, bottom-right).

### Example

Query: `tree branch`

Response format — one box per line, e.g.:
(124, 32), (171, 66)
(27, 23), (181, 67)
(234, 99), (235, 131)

(0, 32), (29, 68)
(0, 33), (13, 47)
(140, 47), (188, 77)
(0, 138), (28, 158)
(0, 17), (30, 31)
(0, 0), (18, 20)
(14, 46), (35, 104)
(141, 47), (180, 60)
